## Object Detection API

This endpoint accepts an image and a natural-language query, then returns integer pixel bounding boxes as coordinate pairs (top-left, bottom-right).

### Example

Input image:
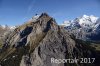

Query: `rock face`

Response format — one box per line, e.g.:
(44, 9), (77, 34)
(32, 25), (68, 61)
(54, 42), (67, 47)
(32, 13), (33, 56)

(0, 13), (99, 66)
(0, 25), (15, 49)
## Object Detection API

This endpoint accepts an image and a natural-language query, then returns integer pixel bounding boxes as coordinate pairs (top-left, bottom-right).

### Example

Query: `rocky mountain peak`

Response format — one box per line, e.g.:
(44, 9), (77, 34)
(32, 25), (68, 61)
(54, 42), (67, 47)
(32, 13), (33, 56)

(82, 15), (98, 20)
(62, 15), (99, 27)
(0, 13), (99, 66)
(62, 15), (100, 41)
(78, 15), (99, 26)
(39, 13), (49, 18)
(18, 13), (58, 33)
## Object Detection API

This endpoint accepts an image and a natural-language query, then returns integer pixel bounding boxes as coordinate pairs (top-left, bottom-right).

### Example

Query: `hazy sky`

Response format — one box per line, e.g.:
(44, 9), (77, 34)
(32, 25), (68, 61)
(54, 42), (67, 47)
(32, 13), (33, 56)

(0, 0), (100, 25)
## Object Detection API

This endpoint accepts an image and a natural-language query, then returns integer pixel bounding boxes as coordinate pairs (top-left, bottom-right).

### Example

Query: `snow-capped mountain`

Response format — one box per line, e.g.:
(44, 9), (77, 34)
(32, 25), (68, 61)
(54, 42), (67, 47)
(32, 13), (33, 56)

(0, 25), (16, 30)
(0, 25), (16, 38)
(62, 15), (99, 28)
(0, 13), (99, 66)
(28, 14), (40, 22)
(0, 25), (16, 42)
(61, 15), (100, 41)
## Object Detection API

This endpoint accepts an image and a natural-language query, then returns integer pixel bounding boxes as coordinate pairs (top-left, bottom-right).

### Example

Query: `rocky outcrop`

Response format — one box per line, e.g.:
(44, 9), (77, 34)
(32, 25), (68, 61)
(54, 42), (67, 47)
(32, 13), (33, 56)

(0, 25), (15, 49)
(0, 13), (99, 66)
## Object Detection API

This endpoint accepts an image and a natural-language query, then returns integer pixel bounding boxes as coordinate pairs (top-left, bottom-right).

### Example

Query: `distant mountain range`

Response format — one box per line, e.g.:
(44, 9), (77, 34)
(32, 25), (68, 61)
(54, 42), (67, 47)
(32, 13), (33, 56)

(61, 15), (100, 41)
(0, 25), (15, 38)
(0, 25), (16, 30)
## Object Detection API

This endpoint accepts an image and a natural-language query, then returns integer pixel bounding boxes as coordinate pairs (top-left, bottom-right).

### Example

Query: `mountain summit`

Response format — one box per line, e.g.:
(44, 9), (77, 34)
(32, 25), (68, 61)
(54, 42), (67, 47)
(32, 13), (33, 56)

(62, 15), (99, 27)
(62, 15), (100, 41)
(0, 13), (99, 66)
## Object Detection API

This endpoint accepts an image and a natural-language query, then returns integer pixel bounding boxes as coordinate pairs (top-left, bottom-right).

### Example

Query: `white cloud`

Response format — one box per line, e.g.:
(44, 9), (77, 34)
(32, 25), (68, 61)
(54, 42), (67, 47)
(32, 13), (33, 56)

(22, 0), (36, 22)
(27, 0), (36, 14)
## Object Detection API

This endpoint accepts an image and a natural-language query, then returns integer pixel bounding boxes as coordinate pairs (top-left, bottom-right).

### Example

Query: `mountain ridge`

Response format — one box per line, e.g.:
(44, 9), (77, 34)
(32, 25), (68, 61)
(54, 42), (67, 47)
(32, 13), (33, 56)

(61, 15), (100, 41)
(0, 13), (100, 66)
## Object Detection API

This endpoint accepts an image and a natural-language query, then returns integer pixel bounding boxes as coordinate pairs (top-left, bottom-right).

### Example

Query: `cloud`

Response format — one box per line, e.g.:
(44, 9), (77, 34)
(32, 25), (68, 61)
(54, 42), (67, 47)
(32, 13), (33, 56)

(22, 0), (36, 22)
(23, 17), (28, 20)
(27, 0), (36, 14)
